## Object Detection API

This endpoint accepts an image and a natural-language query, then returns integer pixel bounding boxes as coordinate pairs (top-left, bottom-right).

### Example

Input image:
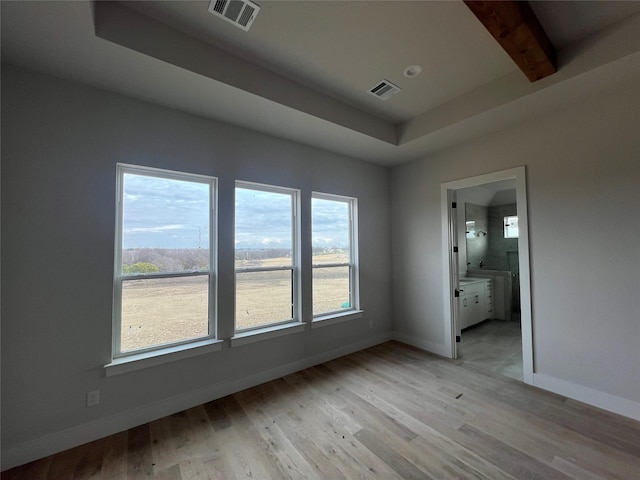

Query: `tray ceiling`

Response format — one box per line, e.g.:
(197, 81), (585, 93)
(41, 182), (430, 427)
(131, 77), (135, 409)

(2, 1), (640, 166)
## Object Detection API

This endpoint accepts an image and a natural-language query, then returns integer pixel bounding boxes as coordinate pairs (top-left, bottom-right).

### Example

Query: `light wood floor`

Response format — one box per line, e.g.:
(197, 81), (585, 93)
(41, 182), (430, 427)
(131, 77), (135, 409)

(3, 341), (639, 479)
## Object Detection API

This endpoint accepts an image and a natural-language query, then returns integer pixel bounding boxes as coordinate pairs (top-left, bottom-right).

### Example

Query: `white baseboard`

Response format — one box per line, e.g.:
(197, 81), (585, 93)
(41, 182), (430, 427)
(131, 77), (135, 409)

(391, 331), (452, 358)
(1, 333), (392, 471)
(533, 373), (640, 421)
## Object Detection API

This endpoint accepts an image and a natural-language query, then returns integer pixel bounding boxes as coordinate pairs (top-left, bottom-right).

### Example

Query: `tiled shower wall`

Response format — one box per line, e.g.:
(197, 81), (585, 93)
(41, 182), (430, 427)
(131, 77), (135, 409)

(465, 202), (518, 271)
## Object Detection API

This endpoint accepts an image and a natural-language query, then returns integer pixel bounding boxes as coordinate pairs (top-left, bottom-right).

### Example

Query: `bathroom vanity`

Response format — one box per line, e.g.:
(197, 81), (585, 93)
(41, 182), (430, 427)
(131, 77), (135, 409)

(459, 277), (493, 329)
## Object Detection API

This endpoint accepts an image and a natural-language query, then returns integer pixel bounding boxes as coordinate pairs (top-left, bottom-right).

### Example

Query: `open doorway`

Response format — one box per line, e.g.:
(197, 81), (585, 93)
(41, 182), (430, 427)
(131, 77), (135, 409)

(460, 182), (522, 379)
(441, 166), (533, 385)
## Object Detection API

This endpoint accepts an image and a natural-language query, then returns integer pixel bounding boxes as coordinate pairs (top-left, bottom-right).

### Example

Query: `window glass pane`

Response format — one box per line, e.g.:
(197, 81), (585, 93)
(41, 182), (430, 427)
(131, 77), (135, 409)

(465, 221), (476, 239)
(312, 197), (350, 265)
(122, 174), (210, 274)
(236, 270), (293, 330)
(235, 188), (293, 268)
(313, 266), (351, 316)
(121, 275), (209, 352)
(504, 216), (519, 238)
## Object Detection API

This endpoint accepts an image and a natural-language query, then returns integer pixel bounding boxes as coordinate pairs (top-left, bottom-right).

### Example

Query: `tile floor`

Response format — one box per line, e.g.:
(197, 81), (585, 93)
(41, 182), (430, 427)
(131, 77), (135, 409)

(459, 316), (523, 381)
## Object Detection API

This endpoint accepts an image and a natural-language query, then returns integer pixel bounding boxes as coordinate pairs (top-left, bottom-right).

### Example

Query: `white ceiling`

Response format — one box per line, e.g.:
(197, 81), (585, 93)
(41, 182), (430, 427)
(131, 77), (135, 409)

(124, 0), (517, 123)
(2, 1), (640, 167)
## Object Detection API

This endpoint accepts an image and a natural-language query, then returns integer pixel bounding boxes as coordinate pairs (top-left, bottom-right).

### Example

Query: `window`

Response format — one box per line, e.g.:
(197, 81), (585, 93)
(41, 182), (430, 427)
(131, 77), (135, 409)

(235, 182), (299, 331)
(465, 221), (476, 239)
(504, 215), (519, 238)
(312, 193), (358, 317)
(113, 164), (216, 358)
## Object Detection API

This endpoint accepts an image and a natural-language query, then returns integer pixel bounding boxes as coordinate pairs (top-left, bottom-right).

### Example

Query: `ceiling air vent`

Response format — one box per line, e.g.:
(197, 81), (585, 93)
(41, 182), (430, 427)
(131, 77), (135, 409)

(208, 0), (260, 31)
(368, 80), (401, 100)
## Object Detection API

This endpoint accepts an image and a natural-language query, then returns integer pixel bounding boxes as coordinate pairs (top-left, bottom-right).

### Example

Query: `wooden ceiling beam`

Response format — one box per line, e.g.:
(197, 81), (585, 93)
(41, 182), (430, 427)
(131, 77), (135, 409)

(464, 1), (556, 82)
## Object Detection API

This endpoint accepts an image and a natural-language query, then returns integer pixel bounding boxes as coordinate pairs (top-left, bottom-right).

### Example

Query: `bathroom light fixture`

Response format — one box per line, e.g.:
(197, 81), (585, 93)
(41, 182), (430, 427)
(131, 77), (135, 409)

(403, 65), (423, 78)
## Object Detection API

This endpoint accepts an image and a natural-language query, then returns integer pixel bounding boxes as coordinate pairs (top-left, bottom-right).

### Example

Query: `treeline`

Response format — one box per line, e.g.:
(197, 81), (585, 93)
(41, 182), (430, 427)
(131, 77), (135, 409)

(235, 247), (346, 260)
(312, 247), (347, 255)
(123, 247), (346, 273)
(235, 248), (291, 261)
(123, 248), (209, 273)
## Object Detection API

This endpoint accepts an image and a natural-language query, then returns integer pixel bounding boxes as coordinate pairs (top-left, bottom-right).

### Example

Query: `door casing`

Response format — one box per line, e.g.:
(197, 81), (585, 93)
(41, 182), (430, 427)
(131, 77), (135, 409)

(441, 166), (533, 384)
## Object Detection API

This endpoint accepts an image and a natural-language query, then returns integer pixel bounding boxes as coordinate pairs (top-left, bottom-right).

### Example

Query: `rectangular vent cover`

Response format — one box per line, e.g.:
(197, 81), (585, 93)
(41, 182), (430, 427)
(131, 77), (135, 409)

(368, 80), (401, 100)
(208, 0), (260, 31)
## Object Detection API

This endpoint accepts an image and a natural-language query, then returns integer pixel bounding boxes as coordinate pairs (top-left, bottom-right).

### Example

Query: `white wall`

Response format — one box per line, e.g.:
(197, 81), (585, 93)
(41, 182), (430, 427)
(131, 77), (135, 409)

(0, 65), (392, 468)
(391, 82), (640, 411)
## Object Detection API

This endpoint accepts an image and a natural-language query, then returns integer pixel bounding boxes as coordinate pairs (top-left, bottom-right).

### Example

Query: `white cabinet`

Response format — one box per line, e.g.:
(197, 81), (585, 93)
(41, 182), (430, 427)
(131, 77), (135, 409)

(459, 278), (493, 329)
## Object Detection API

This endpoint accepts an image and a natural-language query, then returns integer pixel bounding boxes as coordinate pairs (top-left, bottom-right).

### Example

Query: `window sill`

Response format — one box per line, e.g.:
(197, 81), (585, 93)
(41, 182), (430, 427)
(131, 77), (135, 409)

(231, 322), (306, 347)
(105, 338), (223, 376)
(312, 310), (364, 328)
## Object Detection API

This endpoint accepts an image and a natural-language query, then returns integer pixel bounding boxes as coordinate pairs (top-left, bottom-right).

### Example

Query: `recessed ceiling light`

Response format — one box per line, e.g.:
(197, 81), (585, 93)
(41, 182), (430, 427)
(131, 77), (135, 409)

(403, 65), (423, 78)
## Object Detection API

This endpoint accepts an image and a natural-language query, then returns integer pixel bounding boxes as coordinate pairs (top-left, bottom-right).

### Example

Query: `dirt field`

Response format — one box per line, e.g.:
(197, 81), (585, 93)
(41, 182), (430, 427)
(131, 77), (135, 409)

(120, 255), (350, 352)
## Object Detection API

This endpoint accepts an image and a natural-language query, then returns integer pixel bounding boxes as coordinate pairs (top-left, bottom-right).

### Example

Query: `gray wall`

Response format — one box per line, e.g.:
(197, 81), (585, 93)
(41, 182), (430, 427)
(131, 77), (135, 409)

(3, 62), (640, 466)
(1, 65), (392, 460)
(391, 82), (640, 404)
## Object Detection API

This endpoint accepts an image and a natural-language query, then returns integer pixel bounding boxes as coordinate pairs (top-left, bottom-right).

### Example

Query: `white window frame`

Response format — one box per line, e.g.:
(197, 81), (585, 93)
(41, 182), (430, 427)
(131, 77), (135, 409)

(234, 181), (301, 334)
(111, 163), (218, 361)
(311, 192), (359, 319)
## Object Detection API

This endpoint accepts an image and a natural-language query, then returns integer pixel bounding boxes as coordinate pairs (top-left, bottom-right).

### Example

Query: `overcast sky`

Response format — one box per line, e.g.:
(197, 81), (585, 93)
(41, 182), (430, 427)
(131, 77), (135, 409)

(122, 174), (210, 249)
(122, 175), (349, 250)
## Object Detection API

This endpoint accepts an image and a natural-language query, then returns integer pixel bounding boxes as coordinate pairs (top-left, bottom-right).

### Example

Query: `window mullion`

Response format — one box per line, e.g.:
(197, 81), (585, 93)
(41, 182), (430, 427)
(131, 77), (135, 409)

(119, 271), (210, 281)
(312, 262), (352, 269)
(235, 265), (294, 273)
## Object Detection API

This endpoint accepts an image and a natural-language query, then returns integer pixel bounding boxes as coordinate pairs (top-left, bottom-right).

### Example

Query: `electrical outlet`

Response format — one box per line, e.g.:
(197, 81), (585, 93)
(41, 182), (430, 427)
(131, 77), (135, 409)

(369, 320), (374, 329)
(86, 390), (100, 407)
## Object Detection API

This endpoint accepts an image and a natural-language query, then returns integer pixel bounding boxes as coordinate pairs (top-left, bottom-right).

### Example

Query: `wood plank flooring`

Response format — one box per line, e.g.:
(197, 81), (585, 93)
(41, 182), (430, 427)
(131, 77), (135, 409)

(3, 341), (639, 479)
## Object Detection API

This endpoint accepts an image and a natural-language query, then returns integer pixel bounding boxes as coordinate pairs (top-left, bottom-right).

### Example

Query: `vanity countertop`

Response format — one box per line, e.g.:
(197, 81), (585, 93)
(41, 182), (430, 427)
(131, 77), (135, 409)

(459, 277), (489, 285)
